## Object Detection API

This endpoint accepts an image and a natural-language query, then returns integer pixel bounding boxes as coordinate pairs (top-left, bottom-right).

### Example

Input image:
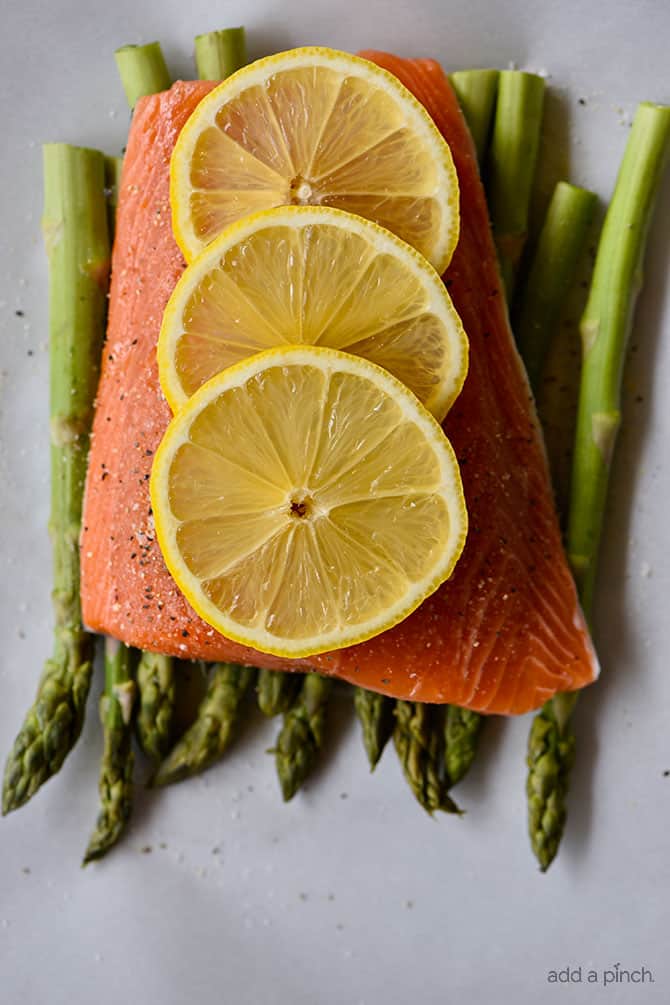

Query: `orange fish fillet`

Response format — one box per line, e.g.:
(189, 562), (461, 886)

(80, 57), (598, 714)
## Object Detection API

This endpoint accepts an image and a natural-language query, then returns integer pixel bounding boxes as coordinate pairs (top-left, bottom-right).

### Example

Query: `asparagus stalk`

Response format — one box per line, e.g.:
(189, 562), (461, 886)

(83, 640), (136, 863)
(274, 673), (332, 801)
(354, 688), (396, 770)
(195, 29), (338, 786)
(444, 705), (483, 786)
(114, 42), (171, 109)
(419, 69), (505, 789)
(2, 145), (110, 815)
(195, 27), (247, 79)
(516, 181), (597, 387)
(526, 696), (576, 870)
(104, 155), (123, 237)
(449, 69), (499, 165)
(135, 652), (176, 760)
(381, 73), (504, 791)
(153, 663), (256, 785)
(487, 70), (546, 300)
(386, 70), (504, 793)
(569, 103), (670, 606)
(193, 26), (276, 741)
(393, 702), (460, 815)
(526, 101), (670, 871)
(113, 42), (179, 761)
(257, 668), (302, 717)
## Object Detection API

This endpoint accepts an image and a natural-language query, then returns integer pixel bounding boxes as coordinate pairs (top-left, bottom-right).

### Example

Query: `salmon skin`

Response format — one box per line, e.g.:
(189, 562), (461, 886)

(80, 60), (598, 715)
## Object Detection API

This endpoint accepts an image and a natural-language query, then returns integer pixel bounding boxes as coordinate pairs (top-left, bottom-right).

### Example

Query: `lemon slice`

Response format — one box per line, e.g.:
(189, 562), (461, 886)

(159, 205), (468, 421)
(170, 47), (459, 272)
(151, 345), (467, 658)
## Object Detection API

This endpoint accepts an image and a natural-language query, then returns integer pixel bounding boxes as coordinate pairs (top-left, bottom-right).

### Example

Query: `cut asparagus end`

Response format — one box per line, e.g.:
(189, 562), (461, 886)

(83, 640), (136, 864)
(487, 70), (546, 301)
(115, 42), (171, 108)
(195, 27), (247, 80)
(449, 68), (499, 165)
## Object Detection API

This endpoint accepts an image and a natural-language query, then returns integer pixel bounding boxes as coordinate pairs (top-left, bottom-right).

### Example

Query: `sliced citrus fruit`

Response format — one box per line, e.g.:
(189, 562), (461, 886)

(159, 205), (468, 421)
(170, 47), (459, 271)
(150, 345), (467, 659)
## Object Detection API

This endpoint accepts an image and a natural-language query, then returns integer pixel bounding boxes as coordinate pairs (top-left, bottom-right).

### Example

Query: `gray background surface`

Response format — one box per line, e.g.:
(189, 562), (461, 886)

(1, 1), (669, 1002)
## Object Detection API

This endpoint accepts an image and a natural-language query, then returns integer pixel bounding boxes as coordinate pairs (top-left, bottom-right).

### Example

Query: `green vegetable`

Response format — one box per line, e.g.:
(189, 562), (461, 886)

(383, 73), (505, 792)
(274, 674), (332, 801)
(516, 181), (597, 387)
(393, 702), (460, 815)
(449, 69), (499, 164)
(569, 103), (670, 607)
(353, 688), (395, 770)
(2, 144), (110, 815)
(83, 640), (136, 864)
(526, 698), (575, 871)
(154, 663), (256, 785)
(526, 101), (670, 871)
(487, 70), (546, 300)
(135, 652), (176, 761)
(192, 25), (314, 728)
(114, 42), (171, 109)
(387, 71), (506, 794)
(195, 27), (247, 80)
(104, 155), (123, 236)
(257, 669), (302, 717)
(114, 40), (179, 765)
(444, 705), (483, 786)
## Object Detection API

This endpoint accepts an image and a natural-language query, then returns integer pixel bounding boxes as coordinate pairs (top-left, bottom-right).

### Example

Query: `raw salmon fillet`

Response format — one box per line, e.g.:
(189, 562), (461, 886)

(80, 60), (598, 715)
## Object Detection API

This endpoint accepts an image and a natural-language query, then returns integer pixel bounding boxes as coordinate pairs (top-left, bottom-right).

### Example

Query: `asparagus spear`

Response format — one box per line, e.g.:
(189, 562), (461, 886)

(381, 72), (503, 791)
(526, 101), (670, 871)
(193, 29), (339, 793)
(516, 181), (597, 388)
(570, 103), (670, 606)
(354, 688), (396, 770)
(113, 41), (179, 762)
(274, 674), (332, 801)
(487, 70), (546, 300)
(444, 705), (483, 786)
(2, 145), (110, 815)
(393, 702), (460, 814)
(83, 640), (136, 863)
(198, 30), (295, 756)
(114, 42), (171, 109)
(195, 27), (247, 80)
(449, 69), (499, 165)
(135, 652), (176, 760)
(257, 669), (302, 717)
(387, 69), (504, 793)
(104, 155), (123, 237)
(153, 663), (256, 785)
(526, 696), (576, 871)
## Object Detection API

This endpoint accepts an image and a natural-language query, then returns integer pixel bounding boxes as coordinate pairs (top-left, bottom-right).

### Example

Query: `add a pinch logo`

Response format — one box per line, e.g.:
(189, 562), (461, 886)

(547, 964), (655, 985)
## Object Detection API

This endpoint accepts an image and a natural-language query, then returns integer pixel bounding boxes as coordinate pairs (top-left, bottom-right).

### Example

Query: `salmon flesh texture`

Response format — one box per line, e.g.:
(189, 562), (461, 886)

(79, 59), (598, 714)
